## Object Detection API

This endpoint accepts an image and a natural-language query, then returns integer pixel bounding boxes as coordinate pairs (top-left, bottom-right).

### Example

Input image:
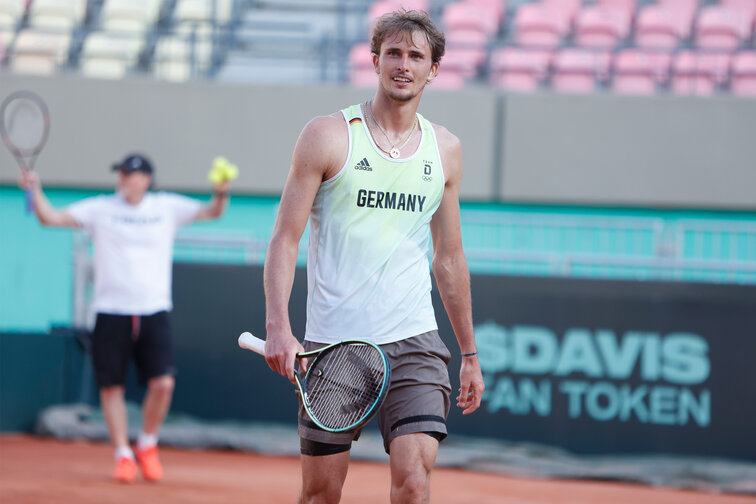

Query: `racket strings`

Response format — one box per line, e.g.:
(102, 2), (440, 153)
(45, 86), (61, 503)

(305, 344), (386, 430)
(2, 99), (47, 151)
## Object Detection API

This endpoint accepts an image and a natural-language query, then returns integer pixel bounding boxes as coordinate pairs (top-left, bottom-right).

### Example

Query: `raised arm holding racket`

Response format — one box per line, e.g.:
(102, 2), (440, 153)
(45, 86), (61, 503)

(242, 9), (484, 504)
(1, 90), (50, 214)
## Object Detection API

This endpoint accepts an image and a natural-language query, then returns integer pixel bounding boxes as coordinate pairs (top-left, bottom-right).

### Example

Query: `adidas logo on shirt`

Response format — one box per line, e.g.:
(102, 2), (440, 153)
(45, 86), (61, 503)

(354, 158), (372, 171)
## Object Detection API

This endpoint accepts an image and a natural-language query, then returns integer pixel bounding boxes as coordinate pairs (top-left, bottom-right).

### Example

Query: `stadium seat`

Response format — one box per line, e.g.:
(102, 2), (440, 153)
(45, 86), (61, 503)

(153, 35), (212, 81)
(349, 42), (376, 88)
(367, 1), (397, 32)
(731, 50), (756, 96)
(671, 50), (733, 96)
(489, 46), (551, 93)
(0, 0), (26, 29)
(366, 0), (430, 31)
(611, 49), (657, 95)
(721, 0), (756, 25)
(695, 5), (751, 50)
(551, 48), (610, 94)
(174, 0), (234, 26)
(442, 1), (499, 37)
(101, 0), (162, 35)
(541, 0), (581, 27)
(513, 2), (570, 49)
(445, 28), (488, 72)
(595, 0), (637, 18)
(466, 0), (506, 25)
(428, 66), (467, 90)
(441, 45), (479, 78)
(656, 0), (697, 39)
(173, 25), (213, 62)
(574, 5), (631, 50)
(9, 29), (71, 75)
(79, 32), (144, 79)
(635, 5), (685, 50)
(377, 0), (429, 10)
(27, 0), (86, 31)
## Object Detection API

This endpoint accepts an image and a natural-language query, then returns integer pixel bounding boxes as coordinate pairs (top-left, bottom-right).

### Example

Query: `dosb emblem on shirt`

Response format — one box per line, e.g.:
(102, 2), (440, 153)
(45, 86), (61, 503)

(422, 160), (433, 182)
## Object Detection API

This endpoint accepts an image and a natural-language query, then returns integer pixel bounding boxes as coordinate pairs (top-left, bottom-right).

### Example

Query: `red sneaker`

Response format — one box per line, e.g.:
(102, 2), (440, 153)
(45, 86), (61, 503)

(135, 446), (163, 482)
(113, 456), (137, 484)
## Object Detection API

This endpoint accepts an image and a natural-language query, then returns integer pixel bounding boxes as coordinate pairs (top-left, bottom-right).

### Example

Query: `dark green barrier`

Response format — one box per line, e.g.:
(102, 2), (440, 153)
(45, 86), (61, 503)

(170, 263), (756, 461)
(0, 329), (87, 432)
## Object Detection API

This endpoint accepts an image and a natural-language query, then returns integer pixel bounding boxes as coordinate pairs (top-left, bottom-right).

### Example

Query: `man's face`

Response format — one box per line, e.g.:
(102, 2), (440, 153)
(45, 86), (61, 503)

(117, 170), (151, 199)
(374, 30), (438, 102)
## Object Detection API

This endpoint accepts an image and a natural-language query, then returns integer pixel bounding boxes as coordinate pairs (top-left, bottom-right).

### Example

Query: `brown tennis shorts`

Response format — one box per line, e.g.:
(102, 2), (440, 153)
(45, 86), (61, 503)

(298, 330), (452, 454)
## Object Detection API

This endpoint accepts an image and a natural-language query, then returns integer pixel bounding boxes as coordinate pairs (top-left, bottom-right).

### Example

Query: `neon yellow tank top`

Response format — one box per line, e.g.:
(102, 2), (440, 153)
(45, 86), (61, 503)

(305, 103), (445, 345)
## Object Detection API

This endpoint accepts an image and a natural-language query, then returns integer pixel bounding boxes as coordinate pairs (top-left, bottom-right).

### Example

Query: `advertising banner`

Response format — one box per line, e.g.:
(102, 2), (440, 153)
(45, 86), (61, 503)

(439, 275), (756, 460)
(171, 265), (756, 460)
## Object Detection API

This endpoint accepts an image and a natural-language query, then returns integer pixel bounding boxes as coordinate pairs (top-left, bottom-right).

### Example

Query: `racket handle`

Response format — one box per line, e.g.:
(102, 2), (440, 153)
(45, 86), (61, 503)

(238, 331), (266, 356)
(25, 187), (33, 214)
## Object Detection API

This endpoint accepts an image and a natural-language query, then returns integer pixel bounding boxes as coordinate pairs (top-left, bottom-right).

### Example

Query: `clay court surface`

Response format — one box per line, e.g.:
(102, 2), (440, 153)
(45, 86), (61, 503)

(2, 435), (754, 503)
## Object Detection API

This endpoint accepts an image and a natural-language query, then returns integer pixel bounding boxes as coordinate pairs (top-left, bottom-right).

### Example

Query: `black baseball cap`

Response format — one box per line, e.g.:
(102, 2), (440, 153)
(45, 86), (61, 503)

(112, 154), (153, 174)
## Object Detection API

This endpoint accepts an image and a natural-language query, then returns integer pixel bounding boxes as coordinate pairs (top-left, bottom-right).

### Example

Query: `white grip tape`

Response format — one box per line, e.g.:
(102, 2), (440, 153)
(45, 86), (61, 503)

(238, 331), (266, 356)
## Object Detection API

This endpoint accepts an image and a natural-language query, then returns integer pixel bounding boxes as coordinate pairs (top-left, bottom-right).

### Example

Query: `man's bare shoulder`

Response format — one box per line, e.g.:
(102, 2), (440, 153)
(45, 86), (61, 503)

(431, 122), (462, 157)
(300, 112), (347, 141)
(294, 112), (349, 178)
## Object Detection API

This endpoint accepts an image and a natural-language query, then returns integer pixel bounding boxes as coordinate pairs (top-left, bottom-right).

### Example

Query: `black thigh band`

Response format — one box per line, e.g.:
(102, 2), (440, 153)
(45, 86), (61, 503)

(300, 438), (351, 457)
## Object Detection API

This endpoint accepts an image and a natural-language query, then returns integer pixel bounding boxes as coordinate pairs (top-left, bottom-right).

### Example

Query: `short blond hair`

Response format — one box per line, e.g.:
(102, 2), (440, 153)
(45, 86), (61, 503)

(370, 9), (446, 65)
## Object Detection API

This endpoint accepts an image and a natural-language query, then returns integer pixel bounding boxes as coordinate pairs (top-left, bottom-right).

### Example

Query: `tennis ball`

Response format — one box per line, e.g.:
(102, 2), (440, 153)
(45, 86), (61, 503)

(208, 156), (239, 183)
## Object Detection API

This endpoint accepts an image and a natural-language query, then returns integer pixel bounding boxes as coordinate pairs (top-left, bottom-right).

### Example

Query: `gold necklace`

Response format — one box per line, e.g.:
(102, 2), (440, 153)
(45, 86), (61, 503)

(363, 101), (417, 159)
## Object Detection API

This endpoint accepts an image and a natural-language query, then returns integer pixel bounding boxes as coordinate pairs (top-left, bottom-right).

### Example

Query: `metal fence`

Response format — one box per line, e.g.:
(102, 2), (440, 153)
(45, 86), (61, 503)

(71, 212), (756, 327)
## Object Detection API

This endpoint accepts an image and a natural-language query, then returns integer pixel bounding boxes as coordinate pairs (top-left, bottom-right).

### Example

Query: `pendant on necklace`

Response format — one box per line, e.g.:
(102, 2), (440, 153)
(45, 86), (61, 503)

(389, 148), (400, 159)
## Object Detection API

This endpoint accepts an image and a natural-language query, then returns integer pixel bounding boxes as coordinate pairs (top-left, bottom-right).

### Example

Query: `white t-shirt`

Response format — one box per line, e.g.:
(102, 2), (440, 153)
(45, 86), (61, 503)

(68, 192), (201, 315)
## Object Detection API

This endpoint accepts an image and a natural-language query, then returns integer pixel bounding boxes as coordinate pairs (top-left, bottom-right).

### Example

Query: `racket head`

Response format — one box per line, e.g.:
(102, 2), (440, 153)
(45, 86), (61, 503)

(296, 339), (391, 433)
(0, 90), (51, 167)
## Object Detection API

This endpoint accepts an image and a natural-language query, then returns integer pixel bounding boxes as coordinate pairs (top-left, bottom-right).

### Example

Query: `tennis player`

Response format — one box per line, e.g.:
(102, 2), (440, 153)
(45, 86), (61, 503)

(18, 153), (232, 484)
(262, 10), (484, 504)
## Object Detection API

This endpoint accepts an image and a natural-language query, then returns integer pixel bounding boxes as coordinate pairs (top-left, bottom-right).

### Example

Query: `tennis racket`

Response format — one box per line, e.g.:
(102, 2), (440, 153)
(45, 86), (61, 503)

(238, 331), (391, 432)
(0, 90), (51, 214)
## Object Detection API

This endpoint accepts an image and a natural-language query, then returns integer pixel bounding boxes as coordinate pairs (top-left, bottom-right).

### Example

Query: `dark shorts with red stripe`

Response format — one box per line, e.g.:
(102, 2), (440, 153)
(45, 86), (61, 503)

(91, 311), (175, 388)
(298, 330), (452, 456)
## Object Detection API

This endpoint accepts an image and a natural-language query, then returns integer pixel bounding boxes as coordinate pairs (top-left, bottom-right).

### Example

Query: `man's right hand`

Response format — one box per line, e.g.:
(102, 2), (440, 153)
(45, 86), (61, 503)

(18, 168), (40, 191)
(264, 330), (306, 384)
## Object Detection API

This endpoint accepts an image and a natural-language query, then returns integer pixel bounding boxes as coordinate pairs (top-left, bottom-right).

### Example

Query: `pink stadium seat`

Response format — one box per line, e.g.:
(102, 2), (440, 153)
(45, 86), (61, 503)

(349, 42), (376, 88)
(611, 49), (657, 95)
(635, 5), (685, 50)
(442, 47), (479, 78)
(721, 0), (756, 20)
(731, 50), (756, 96)
(397, 0), (430, 10)
(695, 5), (752, 50)
(367, 1), (396, 32)
(442, 1), (499, 37)
(428, 66), (467, 90)
(541, 0), (582, 26)
(466, 0), (506, 25)
(445, 28), (488, 71)
(574, 5), (631, 49)
(671, 50), (733, 96)
(513, 2), (570, 48)
(489, 46), (552, 92)
(595, 0), (637, 18)
(551, 48), (610, 94)
(657, 0), (697, 39)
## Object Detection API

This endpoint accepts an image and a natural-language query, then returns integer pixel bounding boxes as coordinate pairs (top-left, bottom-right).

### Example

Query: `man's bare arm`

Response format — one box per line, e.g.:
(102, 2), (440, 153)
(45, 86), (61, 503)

(194, 180), (231, 222)
(18, 169), (79, 228)
(263, 114), (347, 382)
(430, 126), (484, 415)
